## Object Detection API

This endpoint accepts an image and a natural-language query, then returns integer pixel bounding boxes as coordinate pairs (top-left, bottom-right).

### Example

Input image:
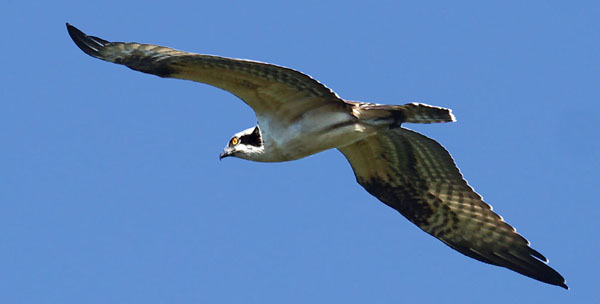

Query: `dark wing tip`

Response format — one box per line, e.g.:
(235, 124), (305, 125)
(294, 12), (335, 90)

(530, 249), (569, 290)
(541, 264), (569, 290)
(66, 23), (109, 58)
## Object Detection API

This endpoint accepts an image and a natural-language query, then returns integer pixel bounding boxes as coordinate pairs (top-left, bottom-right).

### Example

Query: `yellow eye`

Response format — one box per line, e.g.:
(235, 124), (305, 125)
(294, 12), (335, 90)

(231, 137), (239, 146)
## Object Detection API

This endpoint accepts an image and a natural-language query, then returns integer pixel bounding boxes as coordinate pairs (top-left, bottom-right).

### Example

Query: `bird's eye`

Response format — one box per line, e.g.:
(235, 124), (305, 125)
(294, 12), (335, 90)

(231, 137), (239, 146)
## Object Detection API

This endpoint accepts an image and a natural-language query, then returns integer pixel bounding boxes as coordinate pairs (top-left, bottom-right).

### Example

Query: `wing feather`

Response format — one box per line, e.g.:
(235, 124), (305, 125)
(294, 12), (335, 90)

(339, 128), (567, 289)
(66, 23), (344, 117)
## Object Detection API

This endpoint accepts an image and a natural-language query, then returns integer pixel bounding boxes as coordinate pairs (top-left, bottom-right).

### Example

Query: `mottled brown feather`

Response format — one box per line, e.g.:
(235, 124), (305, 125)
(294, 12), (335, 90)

(66, 23), (346, 119)
(339, 128), (567, 289)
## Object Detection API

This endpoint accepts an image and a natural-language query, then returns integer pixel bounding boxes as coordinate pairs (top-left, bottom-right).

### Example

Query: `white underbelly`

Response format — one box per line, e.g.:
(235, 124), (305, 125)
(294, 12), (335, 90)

(257, 111), (373, 161)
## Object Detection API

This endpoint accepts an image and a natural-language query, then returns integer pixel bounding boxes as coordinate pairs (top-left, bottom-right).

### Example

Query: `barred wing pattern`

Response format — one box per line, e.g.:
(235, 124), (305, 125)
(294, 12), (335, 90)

(66, 23), (346, 120)
(339, 128), (567, 289)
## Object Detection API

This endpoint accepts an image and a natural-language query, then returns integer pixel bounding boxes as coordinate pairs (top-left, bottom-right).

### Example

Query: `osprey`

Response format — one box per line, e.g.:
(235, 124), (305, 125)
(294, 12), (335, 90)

(66, 23), (567, 289)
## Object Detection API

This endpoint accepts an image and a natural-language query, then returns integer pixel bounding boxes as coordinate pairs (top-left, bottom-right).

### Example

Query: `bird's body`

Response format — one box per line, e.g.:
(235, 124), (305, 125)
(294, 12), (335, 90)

(255, 108), (366, 162)
(66, 23), (567, 289)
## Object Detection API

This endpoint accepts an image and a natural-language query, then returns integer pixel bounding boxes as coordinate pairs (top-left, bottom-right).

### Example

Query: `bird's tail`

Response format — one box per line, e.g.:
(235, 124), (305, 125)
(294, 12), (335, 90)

(352, 102), (455, 127)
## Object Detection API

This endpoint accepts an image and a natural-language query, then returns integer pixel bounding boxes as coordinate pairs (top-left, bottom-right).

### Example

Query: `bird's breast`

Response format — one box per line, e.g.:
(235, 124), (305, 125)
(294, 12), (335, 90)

(257, 110), (372, 161)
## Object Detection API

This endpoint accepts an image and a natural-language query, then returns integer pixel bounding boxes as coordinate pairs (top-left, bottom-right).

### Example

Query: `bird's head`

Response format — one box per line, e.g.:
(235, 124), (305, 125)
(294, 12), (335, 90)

(219, 125), (265, 161)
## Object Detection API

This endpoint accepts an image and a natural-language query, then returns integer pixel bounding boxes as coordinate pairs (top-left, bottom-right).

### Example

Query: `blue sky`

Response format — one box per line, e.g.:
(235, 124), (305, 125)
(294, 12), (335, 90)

(2, 1), (598, 303)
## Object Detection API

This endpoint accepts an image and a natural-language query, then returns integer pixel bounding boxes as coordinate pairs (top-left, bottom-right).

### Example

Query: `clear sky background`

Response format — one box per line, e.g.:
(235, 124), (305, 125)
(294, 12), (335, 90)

(2, 1), (598, 303)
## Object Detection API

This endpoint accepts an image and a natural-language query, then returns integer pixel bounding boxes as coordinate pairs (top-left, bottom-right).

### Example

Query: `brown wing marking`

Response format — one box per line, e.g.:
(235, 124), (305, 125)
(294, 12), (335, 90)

(338, 128), (567, 289)
(66, 23), (345, 117)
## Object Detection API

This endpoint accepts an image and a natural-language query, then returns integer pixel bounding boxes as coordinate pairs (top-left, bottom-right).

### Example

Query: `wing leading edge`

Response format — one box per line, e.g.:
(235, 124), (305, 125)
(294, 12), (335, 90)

(66, 23), (345, 117)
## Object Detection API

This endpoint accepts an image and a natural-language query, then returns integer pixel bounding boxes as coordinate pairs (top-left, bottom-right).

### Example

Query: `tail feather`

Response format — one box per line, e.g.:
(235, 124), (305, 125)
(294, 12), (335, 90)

(352, 102), (455, 127)
(398, 102), (456, 124)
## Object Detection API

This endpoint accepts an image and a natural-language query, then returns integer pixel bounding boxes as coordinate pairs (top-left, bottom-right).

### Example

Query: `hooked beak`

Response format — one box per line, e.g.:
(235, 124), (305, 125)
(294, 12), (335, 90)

(219, 148), (233, 160)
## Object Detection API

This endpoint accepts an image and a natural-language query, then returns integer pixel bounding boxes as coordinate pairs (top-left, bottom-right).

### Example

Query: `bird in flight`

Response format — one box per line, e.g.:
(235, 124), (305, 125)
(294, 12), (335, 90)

(66, 23), (567, 289)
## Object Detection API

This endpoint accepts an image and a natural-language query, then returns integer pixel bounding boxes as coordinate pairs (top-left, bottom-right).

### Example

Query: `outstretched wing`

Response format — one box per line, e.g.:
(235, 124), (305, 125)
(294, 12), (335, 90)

(339, 128), (567, 289)
(66, 23), (346, 119)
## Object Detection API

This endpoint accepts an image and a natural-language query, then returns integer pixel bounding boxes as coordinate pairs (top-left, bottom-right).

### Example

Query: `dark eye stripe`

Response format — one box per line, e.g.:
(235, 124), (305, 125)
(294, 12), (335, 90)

(240, 126), (262, 147)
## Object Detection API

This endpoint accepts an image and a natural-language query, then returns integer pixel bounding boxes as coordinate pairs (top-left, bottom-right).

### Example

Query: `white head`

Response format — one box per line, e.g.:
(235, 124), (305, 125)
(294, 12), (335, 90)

(219, 125), (265, 161)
